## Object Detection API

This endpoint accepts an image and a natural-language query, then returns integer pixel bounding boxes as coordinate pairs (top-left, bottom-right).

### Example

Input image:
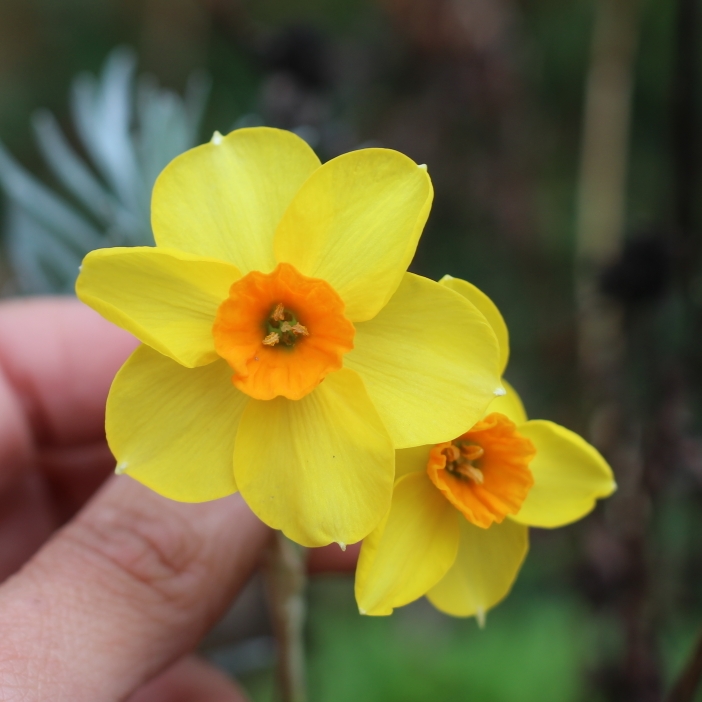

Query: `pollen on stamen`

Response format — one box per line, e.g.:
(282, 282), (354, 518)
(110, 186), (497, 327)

(466, 466), (484, 484)
(263, 332), (280, 346)
(271, 303), (286, 322)
(291, 323), (309, 336)
(443, 445), (461, 463)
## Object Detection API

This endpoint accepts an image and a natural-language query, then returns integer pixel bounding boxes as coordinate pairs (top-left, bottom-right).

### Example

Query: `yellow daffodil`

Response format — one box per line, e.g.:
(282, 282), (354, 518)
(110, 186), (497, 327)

(355, 275), (616, 619)
(75, 128), (502, 547)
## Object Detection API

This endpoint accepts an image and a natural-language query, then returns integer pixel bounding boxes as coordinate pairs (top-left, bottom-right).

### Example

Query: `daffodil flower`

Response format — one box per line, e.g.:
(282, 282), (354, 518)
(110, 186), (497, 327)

(355, 276), (616, 619)
(76, 128), (502, 547)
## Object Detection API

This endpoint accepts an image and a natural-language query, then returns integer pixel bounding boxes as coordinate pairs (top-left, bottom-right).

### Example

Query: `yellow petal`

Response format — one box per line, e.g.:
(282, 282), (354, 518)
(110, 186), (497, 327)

(427, 517), (528, 618)
(153, 127), (321, 273)
(107, 345), (246, 502)
(77, 246), (241, 367)
(356, 471), (460, 616)
(395, 444), (432, 479)
(274, 149), (433, 322)
(440, 275), (509, 375)
(510, 420), (616, 528)
(485, 379), (528, 424)
(233, 368), (394, 547)
(344, 273), (501, 448)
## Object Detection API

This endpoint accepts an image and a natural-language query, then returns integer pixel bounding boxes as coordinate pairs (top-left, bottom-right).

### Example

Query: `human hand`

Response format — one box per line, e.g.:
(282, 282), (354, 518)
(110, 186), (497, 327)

(0, 298), (355, 701)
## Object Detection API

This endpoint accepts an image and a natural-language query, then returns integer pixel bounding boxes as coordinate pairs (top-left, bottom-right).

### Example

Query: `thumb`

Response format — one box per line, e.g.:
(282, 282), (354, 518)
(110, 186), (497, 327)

(0, 476), (269, 702)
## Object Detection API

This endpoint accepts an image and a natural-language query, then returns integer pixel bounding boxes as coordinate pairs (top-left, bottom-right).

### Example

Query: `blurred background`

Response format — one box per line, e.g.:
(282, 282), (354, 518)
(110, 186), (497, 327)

(1, 0), (701, 700)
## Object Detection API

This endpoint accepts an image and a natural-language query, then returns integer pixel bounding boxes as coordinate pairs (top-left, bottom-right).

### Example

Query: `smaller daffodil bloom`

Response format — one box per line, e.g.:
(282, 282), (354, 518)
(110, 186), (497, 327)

(355, 275), (616, 619)
(76, 128), (503, 548)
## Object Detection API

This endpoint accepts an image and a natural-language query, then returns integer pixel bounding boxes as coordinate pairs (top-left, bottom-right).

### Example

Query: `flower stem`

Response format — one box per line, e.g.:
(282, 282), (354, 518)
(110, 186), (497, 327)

(263, 531), (307, 702)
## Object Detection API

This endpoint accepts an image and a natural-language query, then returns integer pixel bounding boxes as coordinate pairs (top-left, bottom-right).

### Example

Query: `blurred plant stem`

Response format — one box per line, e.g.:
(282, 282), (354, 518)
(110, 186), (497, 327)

(263, 532), (308, 702)
(575, 0), (663, 699)
(575, 0), (638, 271)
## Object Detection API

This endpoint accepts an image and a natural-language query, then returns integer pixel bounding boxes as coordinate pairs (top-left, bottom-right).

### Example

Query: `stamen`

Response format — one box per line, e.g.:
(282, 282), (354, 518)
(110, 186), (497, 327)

(465, 465), (485, 484)
(271, 303), (286, 323)
(459, 444), (484, 462)
(442, 445), (461, 463)
(450, 461), (485, 483)
(264, 303), (309, 348)
(443, 440), (485, 483)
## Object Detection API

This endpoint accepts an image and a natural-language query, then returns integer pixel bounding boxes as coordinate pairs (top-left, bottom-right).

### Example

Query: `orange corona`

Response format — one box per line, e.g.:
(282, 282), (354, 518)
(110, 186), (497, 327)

(212, 262), (355, 401)
(427, 412), (536, 528)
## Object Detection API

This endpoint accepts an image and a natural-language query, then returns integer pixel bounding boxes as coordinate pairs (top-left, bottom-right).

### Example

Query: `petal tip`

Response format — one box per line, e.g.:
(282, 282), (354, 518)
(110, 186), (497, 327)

(211, 130), (223, 145)
(115, 461), (129, 475)
(476, 607), (486, 629)
(494, 386), (506, 397)
(418, 163), (428, 171)
(337, 541), (347, 552)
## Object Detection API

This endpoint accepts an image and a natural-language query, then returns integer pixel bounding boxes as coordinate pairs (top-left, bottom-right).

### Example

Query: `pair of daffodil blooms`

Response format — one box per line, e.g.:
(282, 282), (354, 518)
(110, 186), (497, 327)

(77, 127), (615, 621)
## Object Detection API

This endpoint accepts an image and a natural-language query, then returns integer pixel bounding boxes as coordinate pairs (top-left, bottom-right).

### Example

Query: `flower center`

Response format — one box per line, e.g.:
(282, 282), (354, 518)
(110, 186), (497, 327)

(262, 303), (309, 348)
(426, 412), (536, 528)
(212, 263), (355, 401)
(441, 441), (486, 484)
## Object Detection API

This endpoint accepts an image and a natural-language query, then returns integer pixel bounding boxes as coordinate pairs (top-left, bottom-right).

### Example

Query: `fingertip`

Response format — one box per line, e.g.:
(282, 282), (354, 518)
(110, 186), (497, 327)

(0, 297), (138, 446)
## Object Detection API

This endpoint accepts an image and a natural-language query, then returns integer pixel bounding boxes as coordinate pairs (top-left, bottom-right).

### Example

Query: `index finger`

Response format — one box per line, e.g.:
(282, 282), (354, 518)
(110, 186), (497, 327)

(0, 297), (138, 448)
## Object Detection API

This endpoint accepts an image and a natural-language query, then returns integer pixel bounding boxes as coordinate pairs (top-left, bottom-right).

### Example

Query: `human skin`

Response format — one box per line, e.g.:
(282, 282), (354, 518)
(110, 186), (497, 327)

(0, 298), (357, 702)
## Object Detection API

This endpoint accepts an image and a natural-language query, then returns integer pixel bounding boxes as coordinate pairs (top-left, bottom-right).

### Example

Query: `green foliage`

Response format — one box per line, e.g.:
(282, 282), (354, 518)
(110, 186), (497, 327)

(238, 574), (596, 702)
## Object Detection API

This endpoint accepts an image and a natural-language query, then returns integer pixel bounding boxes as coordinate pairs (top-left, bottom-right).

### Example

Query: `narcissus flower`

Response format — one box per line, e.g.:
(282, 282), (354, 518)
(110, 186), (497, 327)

(355, 276), (616, 619)
(76, 128), (502, 547)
